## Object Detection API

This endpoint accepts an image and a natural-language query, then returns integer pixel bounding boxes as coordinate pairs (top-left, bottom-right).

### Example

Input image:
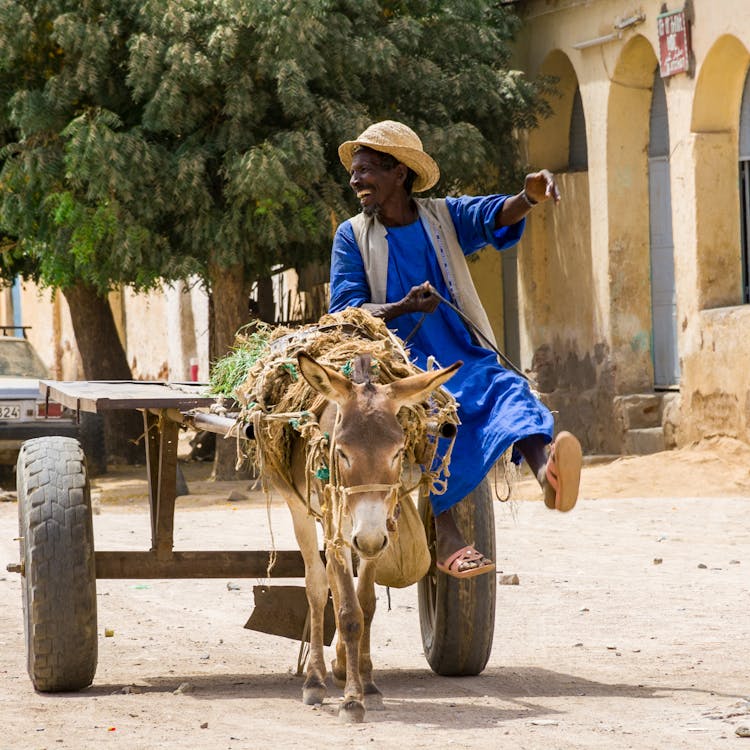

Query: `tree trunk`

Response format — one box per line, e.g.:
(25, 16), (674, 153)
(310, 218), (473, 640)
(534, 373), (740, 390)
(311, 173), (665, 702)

(63, 282), (142, 464)
(208, 262), (252, 480)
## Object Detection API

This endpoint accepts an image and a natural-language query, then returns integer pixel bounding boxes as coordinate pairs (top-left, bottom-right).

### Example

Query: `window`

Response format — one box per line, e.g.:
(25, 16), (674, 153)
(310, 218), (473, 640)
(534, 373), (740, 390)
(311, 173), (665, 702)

(739, 69), (750, 303)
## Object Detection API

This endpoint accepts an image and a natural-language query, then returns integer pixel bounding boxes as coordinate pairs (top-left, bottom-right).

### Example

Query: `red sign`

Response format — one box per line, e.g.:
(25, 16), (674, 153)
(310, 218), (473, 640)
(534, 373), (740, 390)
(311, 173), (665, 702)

(657, 9), (691, 78)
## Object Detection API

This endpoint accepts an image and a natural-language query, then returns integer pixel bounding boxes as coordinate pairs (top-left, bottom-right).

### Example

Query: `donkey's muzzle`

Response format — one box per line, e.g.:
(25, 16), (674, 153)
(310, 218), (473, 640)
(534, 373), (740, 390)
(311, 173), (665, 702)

(352, 531), (389, 559)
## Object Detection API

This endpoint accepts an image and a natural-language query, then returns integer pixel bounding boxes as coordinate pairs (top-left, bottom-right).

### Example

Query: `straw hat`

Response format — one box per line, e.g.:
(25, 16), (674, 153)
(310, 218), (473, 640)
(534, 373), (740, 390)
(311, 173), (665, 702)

(338, 120), (440, 192)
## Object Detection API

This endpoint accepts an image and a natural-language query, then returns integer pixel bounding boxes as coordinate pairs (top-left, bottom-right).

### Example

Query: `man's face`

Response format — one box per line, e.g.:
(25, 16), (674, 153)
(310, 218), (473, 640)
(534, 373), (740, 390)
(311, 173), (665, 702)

(349, 148), (407, 217)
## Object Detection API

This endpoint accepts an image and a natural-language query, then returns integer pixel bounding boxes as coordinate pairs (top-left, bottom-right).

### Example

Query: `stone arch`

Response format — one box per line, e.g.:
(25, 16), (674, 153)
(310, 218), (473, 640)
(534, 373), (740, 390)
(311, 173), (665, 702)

(691, 35), (750, 309)
(521, 51), (589, 356)
(605, 34), (658, 393)
(692, 35), (749, 133)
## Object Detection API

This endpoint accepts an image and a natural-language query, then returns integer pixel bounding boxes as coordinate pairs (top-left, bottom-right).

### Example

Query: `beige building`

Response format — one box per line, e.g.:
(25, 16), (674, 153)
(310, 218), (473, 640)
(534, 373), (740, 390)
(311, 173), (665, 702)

(0, 281), (209, 383)
(469, 0), (750, 454)
(0, 271), (311, 385)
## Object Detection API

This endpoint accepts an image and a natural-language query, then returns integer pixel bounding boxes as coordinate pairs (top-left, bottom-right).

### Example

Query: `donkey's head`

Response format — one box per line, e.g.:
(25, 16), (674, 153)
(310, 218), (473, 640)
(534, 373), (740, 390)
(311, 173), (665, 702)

(297, 351), (460, 560)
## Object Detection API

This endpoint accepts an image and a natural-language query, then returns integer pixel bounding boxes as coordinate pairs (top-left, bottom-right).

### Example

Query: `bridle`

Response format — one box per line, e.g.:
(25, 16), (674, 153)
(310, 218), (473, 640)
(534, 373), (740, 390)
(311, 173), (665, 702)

(323, 408), (404, 553)
(338, 482), (402, 532)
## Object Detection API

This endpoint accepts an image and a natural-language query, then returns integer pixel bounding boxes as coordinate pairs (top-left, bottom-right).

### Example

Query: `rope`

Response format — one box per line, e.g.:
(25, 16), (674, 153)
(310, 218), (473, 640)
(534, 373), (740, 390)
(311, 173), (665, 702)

(423, 284), (531, 383)
(296, 609), (311, 676)
(264, 487), (277, 579)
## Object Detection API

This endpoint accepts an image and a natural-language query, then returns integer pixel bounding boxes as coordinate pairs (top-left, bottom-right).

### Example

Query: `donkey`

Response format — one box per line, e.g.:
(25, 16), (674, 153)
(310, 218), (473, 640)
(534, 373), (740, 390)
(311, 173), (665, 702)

(270, 350), (460, 723)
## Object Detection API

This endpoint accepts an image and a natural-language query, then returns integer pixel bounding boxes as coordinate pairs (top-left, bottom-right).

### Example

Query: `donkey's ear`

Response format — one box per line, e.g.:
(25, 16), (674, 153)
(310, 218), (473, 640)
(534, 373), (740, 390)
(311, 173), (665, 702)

(297, 351), (353, 405)
(387, 361), (462, 408)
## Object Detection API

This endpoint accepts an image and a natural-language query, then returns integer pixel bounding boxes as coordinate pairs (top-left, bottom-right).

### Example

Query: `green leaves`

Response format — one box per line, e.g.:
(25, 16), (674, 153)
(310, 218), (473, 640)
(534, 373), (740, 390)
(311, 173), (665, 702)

(208, 322), (272, 397)
(0, 0), (551, 298)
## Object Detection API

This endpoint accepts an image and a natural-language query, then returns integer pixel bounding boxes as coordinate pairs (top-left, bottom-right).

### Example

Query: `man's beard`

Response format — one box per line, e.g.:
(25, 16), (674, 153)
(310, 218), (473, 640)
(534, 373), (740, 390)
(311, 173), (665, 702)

(362, 201), (381, 218)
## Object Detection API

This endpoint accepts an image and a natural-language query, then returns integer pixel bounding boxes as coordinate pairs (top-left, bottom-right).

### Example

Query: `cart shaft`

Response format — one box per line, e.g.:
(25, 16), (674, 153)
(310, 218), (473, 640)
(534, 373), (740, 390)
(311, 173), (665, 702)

(94, 549), (324, 578)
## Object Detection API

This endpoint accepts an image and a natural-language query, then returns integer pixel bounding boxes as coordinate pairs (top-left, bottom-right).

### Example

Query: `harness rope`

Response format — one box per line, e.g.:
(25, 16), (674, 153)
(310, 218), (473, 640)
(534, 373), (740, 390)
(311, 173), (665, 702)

(237, 394), (456, 559)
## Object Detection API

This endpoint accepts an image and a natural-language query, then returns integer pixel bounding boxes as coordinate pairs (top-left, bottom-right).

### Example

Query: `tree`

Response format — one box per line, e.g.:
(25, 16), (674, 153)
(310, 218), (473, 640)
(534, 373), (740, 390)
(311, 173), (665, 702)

(0, 0), (551, 475)
(0, 1), (168, 461)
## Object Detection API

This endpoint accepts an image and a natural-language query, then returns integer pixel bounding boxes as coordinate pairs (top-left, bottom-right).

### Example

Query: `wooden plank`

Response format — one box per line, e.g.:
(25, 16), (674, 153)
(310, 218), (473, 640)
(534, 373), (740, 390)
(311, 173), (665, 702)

(39, 380), (216, 414)
(94, 550), (316, 579)
(154, 415), (179, 558)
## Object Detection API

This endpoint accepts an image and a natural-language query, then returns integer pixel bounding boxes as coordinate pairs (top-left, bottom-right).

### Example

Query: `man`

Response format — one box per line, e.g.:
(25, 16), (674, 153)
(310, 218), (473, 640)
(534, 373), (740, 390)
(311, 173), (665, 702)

(329, 120), (582, 578)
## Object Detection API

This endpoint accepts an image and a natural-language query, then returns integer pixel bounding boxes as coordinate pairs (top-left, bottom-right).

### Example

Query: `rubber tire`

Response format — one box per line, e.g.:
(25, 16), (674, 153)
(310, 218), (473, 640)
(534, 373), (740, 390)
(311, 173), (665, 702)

(417, 478), (496, 676)
(17, 436), (98, 692)
(77, 412), (106, 477)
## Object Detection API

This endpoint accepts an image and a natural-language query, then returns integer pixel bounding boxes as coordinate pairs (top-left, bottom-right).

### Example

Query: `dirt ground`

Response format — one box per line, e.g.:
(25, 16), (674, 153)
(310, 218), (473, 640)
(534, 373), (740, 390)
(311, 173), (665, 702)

(1, 435), (750, 749)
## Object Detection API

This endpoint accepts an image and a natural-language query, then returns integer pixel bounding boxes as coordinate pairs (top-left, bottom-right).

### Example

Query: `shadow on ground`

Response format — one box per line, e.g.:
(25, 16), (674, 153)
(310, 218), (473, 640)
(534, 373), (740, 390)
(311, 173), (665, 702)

(41, 665), (734, 728)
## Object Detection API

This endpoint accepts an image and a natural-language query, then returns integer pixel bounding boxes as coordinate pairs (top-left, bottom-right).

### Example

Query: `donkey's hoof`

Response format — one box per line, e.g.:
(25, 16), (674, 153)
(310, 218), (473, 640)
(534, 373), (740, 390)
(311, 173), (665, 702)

(338, 698), (366, 724)
(302, 681), (327, 705)
(364, 684), (384, 710)
(331, 659), (346, 688)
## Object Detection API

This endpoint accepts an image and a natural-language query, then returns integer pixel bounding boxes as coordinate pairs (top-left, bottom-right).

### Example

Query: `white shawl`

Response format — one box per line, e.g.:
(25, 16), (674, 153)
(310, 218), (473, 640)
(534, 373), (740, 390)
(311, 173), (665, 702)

(349, 198), (497, 348)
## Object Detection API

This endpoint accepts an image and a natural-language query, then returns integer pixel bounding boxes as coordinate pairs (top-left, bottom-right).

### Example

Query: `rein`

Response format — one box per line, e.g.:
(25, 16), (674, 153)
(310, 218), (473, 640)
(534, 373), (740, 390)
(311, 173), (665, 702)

(340, 483), (401, 497)
(406, 284), (531, 383)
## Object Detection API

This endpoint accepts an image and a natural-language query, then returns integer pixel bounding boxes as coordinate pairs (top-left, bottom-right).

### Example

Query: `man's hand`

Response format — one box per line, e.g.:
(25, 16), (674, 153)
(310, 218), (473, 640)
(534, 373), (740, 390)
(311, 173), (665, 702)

(363, 281), (440, 322)
(496, 168), (561, 228)
(524, 169), (561, 205)
(400, 281), (440, 314)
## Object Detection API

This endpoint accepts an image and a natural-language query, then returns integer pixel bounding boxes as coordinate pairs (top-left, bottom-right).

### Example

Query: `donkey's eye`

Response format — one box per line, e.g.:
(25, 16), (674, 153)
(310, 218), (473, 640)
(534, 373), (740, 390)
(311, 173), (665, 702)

(336, 448), (351, 467)
(391, 449), (404, 466)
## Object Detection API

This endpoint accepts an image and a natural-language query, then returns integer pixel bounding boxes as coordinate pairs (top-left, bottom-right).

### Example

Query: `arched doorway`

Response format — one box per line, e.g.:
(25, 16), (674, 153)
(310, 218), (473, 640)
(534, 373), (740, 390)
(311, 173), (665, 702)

(648, 69), (679, 387)
(521, 51), (593, 360)
(690, 34), (749, 310)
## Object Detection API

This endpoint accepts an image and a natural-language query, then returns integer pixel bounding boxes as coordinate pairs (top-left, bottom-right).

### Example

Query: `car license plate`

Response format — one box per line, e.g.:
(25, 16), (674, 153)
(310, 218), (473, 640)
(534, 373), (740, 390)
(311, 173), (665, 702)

(0, 404), (21, 419)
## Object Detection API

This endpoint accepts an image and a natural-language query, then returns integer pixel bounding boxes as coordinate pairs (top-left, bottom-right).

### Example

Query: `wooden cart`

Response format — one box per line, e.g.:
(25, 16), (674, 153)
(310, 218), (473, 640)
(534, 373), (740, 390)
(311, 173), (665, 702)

(9, 380), (496, 692)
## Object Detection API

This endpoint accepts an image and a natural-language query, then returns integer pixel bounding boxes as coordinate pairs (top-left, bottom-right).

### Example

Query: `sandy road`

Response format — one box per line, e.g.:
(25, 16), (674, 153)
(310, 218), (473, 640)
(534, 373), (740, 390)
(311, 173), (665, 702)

(1, 451), (749, 749)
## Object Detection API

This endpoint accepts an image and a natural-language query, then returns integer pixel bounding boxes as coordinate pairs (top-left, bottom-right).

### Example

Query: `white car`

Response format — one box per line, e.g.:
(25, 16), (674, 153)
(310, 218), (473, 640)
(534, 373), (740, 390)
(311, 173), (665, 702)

(0, 333), (105, 474)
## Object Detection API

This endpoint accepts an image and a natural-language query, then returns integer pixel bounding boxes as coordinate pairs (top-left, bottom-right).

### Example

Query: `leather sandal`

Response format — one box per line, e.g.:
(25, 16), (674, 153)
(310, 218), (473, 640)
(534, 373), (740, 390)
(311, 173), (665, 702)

(436, 545), (495, 579)
(544, 431), (582, 512)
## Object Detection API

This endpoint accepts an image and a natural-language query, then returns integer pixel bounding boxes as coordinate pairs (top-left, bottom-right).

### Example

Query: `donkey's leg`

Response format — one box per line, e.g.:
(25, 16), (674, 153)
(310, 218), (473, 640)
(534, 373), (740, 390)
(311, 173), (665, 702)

(288, 504), (328, 705)
(327, 550), (365, 723)
(327, 562), (348, 688)
(356, 558), (383, 709)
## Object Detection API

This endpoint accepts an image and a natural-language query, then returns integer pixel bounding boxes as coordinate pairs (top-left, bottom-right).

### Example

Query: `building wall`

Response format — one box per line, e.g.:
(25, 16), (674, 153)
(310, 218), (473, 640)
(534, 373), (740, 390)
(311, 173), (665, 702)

(512, 0), (750, 451)
(118, 281), (209, 382)
(0, 267), (325, 388)
(468, 248), (505, 348)
(0, 279), (210, 383)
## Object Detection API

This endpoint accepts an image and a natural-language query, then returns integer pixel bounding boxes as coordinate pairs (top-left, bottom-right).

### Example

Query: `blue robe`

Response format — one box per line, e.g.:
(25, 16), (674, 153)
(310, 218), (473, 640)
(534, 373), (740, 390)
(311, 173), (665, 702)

(329, 195), (553, 514)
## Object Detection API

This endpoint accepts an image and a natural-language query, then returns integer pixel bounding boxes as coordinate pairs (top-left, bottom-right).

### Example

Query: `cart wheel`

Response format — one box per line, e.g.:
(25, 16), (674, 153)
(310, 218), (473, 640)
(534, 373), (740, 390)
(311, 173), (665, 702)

(417, 478), (496, 676)
(16, 436), (98, 692)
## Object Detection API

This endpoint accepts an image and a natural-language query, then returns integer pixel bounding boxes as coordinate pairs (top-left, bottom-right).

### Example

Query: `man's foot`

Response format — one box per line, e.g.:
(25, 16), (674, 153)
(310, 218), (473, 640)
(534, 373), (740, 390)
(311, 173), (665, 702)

(436, 545), (495, 579)
(434, 508), (495, 578)
(542, 431), (582, 512)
